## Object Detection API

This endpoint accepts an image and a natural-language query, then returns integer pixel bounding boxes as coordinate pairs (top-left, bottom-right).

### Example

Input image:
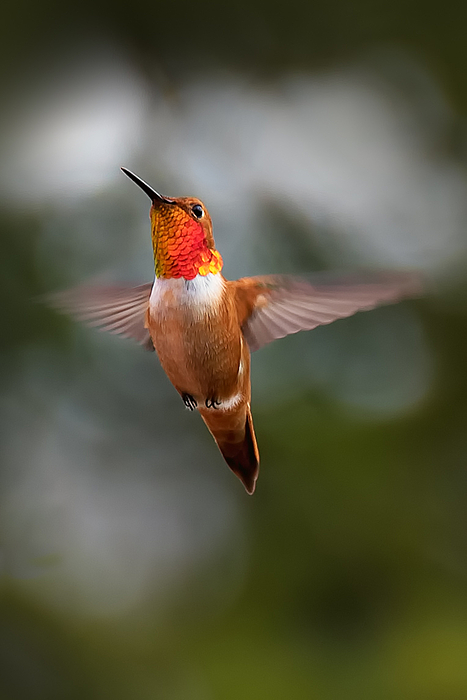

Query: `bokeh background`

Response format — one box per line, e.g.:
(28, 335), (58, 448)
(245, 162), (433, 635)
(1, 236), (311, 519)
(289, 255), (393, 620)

(2, 0), (467, 697)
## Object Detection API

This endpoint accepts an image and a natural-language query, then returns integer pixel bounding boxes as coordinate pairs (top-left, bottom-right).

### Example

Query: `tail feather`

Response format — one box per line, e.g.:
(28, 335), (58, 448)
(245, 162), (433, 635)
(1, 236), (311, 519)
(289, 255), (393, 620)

(201, 405), (260, 494)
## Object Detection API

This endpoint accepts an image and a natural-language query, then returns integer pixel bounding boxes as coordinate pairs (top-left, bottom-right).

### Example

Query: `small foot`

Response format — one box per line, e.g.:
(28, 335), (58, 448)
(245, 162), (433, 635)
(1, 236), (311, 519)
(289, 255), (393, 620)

(182, 393), (197, 411)
(205, 397), (222, 409)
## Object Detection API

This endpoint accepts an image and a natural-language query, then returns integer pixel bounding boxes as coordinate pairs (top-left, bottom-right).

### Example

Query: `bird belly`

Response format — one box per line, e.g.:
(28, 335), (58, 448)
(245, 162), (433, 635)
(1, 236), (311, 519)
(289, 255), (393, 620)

(147, 275), (248, 410)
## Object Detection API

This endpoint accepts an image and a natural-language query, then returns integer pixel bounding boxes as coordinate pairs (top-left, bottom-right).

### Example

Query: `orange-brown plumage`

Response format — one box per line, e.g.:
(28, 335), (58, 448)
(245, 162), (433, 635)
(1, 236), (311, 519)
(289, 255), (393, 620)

(146, 263), (260, 493)
(48, 168), (422, 494)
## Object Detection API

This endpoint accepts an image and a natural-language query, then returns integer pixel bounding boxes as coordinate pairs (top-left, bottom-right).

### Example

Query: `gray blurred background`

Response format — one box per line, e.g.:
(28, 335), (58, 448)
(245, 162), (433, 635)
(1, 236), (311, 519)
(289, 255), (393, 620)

(1, 0), (467, 698)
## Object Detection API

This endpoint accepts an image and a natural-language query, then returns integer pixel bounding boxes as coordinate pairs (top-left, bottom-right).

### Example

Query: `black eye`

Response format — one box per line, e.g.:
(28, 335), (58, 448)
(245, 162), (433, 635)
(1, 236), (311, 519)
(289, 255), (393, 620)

(192, 204), (204, 219)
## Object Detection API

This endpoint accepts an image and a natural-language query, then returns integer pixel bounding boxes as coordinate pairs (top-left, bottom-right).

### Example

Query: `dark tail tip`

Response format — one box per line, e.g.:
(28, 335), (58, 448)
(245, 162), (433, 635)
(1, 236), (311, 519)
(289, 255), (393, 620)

(224, 455), (258, 494)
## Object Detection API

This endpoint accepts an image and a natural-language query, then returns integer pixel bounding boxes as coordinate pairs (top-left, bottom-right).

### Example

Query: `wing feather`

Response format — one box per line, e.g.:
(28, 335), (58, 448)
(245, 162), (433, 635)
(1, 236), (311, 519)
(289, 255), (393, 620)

(47, 283), (153, 348)
(238, 272), (421, 351)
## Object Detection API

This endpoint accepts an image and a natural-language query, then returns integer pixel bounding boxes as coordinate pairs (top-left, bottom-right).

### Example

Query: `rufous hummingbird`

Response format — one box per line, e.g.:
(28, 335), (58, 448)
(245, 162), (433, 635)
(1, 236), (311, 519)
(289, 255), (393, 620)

(50, 168), (420, 494)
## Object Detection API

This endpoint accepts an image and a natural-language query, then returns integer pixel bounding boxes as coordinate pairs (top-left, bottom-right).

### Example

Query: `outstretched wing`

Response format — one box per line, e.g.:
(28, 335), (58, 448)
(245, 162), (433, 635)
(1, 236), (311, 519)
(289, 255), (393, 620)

(47, 283), (154, 349)
(234, 272), (421, 352)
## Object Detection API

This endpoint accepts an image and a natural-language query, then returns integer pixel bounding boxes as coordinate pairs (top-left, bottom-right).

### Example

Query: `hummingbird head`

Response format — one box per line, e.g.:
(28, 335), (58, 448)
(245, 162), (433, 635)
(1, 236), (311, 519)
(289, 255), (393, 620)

(121, 168), (223, 280)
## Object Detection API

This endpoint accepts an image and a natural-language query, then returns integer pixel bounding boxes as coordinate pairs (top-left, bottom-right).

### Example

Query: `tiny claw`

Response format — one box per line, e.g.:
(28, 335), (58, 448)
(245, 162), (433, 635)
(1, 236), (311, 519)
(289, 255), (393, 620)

(182, 393), (197, 411)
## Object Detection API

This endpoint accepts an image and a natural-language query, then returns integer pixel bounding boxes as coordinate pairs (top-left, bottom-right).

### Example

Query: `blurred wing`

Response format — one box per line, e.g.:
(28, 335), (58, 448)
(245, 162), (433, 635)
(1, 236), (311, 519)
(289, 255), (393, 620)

(47, 283), (154, 349)
(236, 272), (421, 352)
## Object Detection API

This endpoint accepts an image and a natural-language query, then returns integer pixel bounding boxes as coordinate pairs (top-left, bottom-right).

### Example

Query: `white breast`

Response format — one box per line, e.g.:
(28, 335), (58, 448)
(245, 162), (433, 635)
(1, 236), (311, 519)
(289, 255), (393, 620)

(149, 273), (225, 318)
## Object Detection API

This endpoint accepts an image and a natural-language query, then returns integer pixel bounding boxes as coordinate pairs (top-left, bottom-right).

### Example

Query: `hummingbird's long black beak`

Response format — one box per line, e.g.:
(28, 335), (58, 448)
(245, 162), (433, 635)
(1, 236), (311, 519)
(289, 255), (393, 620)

(121, 167), (174, 204)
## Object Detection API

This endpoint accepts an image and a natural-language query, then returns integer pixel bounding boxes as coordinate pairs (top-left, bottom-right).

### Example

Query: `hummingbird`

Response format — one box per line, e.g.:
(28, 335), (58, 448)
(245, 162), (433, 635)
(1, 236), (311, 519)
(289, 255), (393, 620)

(50, 168), (420, 494)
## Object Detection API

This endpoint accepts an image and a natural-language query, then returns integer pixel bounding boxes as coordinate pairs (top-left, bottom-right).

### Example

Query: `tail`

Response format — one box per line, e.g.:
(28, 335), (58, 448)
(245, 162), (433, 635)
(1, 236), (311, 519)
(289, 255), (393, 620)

(201, 404), (260, 494)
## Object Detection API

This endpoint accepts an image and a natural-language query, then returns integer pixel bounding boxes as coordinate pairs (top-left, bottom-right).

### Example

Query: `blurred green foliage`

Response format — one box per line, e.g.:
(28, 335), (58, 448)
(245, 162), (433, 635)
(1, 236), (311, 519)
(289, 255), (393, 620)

(2, 0), (467, 698)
